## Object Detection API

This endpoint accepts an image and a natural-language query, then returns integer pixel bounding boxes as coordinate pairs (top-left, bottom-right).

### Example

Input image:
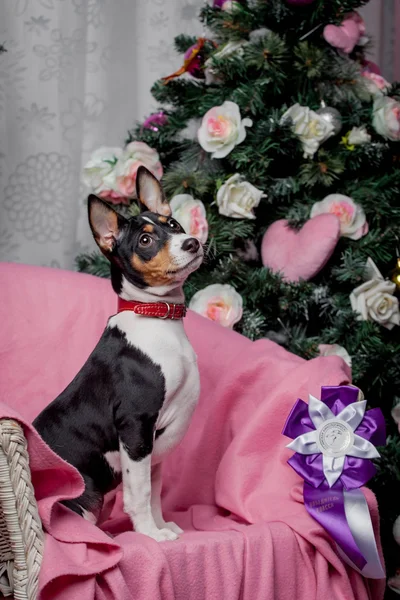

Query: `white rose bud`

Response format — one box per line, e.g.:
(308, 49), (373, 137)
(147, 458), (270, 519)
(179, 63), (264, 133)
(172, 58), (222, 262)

(217, 174), (265, 219)
(347, 126), (371, 146)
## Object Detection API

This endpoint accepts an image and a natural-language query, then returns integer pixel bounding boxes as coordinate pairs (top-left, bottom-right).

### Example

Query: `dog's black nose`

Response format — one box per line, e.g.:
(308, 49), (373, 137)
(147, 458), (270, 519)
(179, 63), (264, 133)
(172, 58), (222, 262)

(182, 237), (200, 254)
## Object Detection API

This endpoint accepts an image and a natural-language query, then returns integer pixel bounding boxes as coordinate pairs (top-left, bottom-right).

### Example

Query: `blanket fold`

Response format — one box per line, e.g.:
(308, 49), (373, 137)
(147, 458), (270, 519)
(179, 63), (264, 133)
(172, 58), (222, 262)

(0, 263), (385, 600)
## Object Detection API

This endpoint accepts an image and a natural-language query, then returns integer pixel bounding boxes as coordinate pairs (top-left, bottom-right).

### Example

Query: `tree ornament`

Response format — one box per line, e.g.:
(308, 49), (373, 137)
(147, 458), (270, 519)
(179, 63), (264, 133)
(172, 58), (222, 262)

(213, 0), (241, 10)
(389, 257), (400, 290)
(170, 194), (208, 244)
(198, 101), (252, 159)
(162, 38), (212, 83)
(189, 284), (243, 328)
(318, 344), (352, 368)
(261, 214), (340, 282)
(372, 96), (400, 141)
(316, 102), (342, 136)
(323, 12), (365, 54)
(142, 111), (168, 132)
(310, 194), (368, 240)
(350, 258), (400, 330)
(216, 173), (264, 219)
(280, 103), (335, 158)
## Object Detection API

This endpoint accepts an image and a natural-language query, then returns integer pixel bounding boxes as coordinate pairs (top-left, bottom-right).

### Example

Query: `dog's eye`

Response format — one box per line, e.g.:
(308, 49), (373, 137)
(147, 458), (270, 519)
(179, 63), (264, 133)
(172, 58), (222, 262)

(139, 234), (153, 247)
(169, 219), (180, 230)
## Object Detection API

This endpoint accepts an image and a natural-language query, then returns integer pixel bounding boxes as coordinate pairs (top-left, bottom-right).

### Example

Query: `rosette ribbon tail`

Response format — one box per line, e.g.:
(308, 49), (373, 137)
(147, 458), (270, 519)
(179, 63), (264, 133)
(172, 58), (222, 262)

(283, 385), (386, 579)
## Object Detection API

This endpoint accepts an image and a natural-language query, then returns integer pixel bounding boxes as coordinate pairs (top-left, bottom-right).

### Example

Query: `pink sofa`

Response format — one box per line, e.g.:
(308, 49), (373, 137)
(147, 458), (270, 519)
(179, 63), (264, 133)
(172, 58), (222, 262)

(0, 263), (385, 600)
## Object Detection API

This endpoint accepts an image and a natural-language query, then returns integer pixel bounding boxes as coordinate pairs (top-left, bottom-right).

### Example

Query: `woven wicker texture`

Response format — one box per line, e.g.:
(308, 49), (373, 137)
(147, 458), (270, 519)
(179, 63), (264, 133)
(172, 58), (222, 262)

(0, 420), (44, 600)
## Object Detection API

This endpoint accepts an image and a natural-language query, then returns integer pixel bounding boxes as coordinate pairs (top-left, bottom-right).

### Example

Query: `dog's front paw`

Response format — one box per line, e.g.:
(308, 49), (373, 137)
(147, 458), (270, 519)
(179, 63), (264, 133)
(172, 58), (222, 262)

(144, 527), (179, 542)
(164, 521), (184, 535)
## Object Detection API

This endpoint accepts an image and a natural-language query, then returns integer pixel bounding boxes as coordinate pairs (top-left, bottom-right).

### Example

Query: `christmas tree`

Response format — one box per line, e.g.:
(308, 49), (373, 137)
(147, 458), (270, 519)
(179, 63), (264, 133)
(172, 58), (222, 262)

(78, 0), (400, 589)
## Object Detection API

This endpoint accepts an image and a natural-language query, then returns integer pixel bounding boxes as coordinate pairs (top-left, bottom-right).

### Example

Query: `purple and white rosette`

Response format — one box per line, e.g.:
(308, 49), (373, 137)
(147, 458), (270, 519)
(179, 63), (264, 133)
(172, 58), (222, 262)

(282, 385), (386, 579)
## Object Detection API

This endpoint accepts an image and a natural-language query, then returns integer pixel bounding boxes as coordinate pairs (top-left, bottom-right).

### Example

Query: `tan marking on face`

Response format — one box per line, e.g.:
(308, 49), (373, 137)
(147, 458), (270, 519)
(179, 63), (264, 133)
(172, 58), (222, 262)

(142, 224), (154, 233)
(131, 241), (175, 287)
(158, 216), (168, 224)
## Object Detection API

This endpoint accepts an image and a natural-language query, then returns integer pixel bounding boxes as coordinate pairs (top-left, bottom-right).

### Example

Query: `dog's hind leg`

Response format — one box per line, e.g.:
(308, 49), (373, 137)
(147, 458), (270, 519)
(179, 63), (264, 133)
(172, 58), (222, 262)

(62, 474), (103, 524)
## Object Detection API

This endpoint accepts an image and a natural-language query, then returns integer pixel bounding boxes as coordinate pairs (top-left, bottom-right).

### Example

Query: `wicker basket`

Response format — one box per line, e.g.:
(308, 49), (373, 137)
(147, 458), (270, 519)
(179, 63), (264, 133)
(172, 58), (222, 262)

(0, 420), (44, 600)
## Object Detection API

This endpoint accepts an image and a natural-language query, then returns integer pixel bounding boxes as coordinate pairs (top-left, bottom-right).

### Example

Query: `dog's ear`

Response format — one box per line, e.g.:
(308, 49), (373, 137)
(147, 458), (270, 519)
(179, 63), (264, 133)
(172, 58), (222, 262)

(88, 195), (127, 254)
(135, 166), (171, 216)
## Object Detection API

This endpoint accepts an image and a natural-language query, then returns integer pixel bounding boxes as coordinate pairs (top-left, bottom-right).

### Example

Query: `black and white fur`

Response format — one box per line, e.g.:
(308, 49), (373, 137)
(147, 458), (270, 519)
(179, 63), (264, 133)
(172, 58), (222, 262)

(34, 167), (203, 542)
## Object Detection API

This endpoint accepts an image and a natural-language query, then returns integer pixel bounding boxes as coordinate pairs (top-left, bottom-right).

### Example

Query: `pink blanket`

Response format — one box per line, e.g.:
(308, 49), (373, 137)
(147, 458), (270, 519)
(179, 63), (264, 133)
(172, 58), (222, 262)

(0, 263), (385, 600)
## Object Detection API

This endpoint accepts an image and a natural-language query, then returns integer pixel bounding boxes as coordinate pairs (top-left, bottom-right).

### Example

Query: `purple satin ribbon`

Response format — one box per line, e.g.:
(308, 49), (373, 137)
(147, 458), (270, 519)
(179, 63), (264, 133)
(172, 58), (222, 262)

(282, 386), (386, 574)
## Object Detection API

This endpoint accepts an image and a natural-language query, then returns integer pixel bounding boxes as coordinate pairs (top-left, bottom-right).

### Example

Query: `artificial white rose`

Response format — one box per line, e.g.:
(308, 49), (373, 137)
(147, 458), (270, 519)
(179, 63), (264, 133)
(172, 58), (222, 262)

(350, 258), (400, 330)
(281, 103), (335, 158)
(372, 96), (400, 141)
(347, 126), (371, 146)
(198, 101), (252, 159)
(310, 194), (368, 240)
(318, 344), (352, 368)
(189, 283), (243, 328)
(83, 146), (122, 191)
(170, 194), (208, 244)
(217, 174), (265, 219)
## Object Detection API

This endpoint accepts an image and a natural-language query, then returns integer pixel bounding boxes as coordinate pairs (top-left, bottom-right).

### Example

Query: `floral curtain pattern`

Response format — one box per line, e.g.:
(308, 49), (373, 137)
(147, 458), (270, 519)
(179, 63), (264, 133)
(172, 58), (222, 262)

(0, 0), (396, 270)
(0, 0), (202, 269)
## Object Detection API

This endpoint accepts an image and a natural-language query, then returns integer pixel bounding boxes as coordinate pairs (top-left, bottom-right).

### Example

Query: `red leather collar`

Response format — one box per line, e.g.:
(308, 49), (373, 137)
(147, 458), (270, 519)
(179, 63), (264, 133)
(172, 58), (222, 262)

(117, 298), (187, 320)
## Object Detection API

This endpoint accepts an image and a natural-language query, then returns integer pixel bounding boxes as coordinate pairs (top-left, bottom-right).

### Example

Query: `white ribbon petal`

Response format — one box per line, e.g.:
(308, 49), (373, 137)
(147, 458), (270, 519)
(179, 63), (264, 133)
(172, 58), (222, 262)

(336, 400), (367, 432)
(286, 431), (319, 455)
(323, 454), (345, 487)
(308, 394), (335, 429)
(342, 488), (385, 579)
(348, 434), (380, 459)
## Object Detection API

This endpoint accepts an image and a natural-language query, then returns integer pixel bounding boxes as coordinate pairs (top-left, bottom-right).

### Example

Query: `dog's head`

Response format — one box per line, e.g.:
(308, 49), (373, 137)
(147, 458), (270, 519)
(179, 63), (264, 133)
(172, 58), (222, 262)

(88, 166), (203, 295)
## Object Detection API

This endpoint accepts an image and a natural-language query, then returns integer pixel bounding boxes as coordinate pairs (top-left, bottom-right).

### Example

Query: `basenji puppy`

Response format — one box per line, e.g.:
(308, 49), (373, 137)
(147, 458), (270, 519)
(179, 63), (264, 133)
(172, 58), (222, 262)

(34, 166), (203, 541)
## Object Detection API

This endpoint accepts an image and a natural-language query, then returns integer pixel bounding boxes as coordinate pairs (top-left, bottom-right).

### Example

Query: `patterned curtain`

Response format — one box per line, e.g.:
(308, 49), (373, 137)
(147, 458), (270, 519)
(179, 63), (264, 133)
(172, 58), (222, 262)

(361, 0), (400, 81)
(0, 0), (397, 270)
(0, 0), (203, 269)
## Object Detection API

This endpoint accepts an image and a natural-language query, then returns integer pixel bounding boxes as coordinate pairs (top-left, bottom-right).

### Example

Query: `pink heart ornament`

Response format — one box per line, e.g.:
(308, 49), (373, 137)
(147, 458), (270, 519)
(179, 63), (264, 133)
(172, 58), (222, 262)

(261, 214), (340, 282)
(323, 19), (360, 54)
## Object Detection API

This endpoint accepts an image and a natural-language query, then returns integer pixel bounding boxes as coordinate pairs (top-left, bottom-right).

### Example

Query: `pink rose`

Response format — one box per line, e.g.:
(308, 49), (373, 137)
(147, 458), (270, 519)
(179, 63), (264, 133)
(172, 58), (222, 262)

(198, 101), (252, 159)
(373, 96), (400, 141)
(98, 189), (129, 205)
(83, 141), (163, 201)
(310, 194), (368, 240)
(189, 283), (243, 328)
(170, 194), (208, 244)
(362, 70), (391, 96)
(115, 141), (163, 198)
(116, 160), (144, 197)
